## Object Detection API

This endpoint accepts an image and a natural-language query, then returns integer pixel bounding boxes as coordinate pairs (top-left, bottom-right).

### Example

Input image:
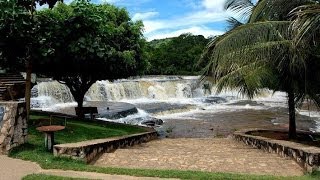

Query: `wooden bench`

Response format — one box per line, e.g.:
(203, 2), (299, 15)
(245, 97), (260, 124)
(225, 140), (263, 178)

(75, 107), (98, 120)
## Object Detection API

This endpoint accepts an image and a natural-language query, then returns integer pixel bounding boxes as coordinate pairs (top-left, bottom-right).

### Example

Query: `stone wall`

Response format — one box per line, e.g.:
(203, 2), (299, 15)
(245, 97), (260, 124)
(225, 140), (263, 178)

(0, 101), (27, 154)
(234, 129), (320, 172)
(53, 131), (158, 163)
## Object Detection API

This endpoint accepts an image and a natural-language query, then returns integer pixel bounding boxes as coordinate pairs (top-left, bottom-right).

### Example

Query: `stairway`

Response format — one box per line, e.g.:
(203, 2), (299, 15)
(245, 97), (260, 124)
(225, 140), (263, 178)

(0, 73), (25, 101)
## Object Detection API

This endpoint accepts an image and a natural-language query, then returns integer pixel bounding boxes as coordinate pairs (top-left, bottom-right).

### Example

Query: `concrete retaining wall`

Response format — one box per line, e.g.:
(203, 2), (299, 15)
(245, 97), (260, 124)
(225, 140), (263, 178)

(0, 101), (27, 154)
(234, 129), (320, 172)
(53, 131), (158, 163)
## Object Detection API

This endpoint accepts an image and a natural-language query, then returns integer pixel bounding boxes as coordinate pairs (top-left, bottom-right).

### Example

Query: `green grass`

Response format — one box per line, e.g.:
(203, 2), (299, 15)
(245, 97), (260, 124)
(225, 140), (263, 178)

(9, 112), (146, 168)
(23, 167), (320, 180)
(11, 113), (320, 180)
(23, 174), (89, 180)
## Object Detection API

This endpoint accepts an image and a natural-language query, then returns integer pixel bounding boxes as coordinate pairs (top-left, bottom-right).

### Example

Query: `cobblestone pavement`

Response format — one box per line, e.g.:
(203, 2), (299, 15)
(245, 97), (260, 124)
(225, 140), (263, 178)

(94, 138), (304, 176)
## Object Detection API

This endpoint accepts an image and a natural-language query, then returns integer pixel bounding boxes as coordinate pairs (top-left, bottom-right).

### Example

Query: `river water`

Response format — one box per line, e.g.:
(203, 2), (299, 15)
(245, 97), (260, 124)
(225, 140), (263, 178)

(30, 76), (320, 138)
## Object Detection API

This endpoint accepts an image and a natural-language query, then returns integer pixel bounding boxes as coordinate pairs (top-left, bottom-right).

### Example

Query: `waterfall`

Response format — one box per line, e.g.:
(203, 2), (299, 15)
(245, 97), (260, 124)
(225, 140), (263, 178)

(31, 76), (214, 109)
(86, 80), (144, 101)
(31, 81), (74, 108)
(87, 78), (204, 101)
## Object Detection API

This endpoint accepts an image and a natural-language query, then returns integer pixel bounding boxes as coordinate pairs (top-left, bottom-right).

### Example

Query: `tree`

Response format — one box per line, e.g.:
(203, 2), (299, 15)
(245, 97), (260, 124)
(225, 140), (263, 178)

(0, 0), (37, 121)
(201, 0), (320, 139)
(146, 34), (210, 75)
(0, 0), (62, 120)
(34, 1), (148, 118)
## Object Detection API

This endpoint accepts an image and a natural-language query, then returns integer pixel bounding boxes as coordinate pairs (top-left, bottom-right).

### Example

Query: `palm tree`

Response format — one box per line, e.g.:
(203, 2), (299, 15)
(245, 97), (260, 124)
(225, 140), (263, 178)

(202, 0), (320, 139)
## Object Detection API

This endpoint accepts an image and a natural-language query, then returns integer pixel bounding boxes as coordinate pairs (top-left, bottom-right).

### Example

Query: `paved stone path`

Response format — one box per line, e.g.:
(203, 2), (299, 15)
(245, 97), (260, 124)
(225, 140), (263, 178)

(0, 155), (41, 180)
(95, 138), (304, 176)
(0, 155), (171, 180)
(40, 170), (176, 180)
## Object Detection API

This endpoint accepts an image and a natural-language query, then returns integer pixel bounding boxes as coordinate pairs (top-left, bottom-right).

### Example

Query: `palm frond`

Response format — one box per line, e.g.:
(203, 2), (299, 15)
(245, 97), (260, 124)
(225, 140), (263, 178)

(225, 0), (254, 21)
(249, 0), (311, 22)
(227, 17), (244, 30)
(202, 21), (293, 98)
(215, 61), (276, 98)
(290, 3), (320, 45)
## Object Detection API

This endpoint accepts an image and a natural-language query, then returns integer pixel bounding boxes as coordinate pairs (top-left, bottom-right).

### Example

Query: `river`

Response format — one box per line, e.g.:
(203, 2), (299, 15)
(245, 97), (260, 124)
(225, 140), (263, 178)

(30, 76), (320, 138)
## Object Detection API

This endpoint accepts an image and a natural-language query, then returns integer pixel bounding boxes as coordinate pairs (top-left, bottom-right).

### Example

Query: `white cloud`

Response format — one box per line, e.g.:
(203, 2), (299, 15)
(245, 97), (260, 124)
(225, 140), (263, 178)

(202, 0), (226, 12)
(183, 0), (202, 9)
(101, 0), (151, 6)
(102, 0), (121, 3)
(141, 11), (226, 34)
(138, 0), (228, 35)
(143, 21), (166, 33)
(147, 26), (224, 40)
(132, 11), (159, 21)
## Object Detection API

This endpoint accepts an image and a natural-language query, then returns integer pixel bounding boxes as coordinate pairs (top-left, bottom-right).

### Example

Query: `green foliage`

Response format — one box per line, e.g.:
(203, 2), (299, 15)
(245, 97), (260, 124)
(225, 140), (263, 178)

(0, 0), (34, 71)
(0, 0), (61, 71)
(30, 1), (147, 116)
(0, 1), (147, 117)
(290, 3), (320, 46)
(146, 33), (210, 75)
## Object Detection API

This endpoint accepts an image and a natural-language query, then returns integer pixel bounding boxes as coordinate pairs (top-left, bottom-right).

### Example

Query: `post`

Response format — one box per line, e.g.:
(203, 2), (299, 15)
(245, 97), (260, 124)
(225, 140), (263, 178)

(44, 132), (54, 151)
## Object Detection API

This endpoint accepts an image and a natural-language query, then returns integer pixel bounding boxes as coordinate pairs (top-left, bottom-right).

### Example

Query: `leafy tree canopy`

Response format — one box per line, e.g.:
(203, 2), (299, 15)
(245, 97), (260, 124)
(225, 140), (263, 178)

(146, 33), (211, 75)
(33, 1), (147, 117)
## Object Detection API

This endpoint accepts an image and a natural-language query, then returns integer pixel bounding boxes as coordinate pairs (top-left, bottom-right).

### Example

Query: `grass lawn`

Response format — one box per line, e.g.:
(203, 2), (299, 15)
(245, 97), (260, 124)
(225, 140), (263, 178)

(23, 174), (88, 180)
(21, 170), (320, 180)
(11, 112), (320, 180)
(10, 112), (146, 168)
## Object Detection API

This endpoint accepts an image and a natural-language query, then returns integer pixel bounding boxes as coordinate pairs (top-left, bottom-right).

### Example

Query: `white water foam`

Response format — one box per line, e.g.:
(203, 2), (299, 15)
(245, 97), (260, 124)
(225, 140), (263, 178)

(30, 76), (320, 131)
(297, 110), (320, 132)
(98, 108), (151, 125)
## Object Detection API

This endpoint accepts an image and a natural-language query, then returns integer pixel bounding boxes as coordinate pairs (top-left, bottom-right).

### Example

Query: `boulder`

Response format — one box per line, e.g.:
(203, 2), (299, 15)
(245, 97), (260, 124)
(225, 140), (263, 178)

(141, 117), (163, 127)
(204, 96), (227, 104)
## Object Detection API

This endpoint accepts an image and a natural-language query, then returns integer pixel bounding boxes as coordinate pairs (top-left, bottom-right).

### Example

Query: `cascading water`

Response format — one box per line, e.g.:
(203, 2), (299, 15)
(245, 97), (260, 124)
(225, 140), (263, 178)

(31, 81), (74, 108)
(31, 76), (210, 110)
(85, 77), (205, 101)
(30, 76), (320, 132)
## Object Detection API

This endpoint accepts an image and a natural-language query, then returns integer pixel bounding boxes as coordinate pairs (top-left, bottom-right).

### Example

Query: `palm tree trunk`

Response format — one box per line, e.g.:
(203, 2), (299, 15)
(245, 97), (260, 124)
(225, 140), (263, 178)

(288, 90), (297, 139)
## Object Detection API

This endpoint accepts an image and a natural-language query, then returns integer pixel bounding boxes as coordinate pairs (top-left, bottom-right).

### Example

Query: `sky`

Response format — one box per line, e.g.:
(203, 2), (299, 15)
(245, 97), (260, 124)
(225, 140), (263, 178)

(40, 0), (234, 41)
(100, 0), (230, 40)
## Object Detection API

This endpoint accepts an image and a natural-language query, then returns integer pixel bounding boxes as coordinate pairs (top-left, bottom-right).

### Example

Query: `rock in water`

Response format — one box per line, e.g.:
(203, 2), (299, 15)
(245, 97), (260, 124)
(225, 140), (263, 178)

(204, 96), (227, 104)
(141, 117), (163, 127)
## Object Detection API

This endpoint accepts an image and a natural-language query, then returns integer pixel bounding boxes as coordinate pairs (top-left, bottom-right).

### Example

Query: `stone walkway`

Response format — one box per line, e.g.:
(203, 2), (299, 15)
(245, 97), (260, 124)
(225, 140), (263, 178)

(95, 138), (304, 176)
(0, 155), (41, 180)
(0, 138), (305, 179)
(0, 155), (171, 180)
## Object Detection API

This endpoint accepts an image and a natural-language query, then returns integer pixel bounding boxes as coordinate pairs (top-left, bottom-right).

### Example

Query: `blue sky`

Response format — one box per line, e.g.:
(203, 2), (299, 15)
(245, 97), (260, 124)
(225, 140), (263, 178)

(100, 0), (230, 40)
(40, 0), (234, 40)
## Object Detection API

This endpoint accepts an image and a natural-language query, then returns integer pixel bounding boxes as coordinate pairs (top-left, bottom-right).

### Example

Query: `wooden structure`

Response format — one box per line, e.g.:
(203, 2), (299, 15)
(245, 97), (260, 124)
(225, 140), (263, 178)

(0, 73), (25, 101)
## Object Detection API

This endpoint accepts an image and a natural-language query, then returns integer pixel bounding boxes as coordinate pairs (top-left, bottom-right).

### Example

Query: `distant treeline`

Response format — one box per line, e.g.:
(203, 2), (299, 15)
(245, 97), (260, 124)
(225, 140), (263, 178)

(145, 33), (212, 75)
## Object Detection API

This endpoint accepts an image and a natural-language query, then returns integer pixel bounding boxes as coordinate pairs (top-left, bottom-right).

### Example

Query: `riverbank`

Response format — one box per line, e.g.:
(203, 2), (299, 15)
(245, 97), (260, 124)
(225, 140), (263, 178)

(159, 107), (314, 138)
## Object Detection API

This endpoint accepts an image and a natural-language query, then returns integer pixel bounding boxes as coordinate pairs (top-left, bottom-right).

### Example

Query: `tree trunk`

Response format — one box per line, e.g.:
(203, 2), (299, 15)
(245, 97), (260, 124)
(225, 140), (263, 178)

(288, 90), (297, 139)
(75, 97), (85, 119)
(64, 76), (95, 119)
(25, 60), (32, 121)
